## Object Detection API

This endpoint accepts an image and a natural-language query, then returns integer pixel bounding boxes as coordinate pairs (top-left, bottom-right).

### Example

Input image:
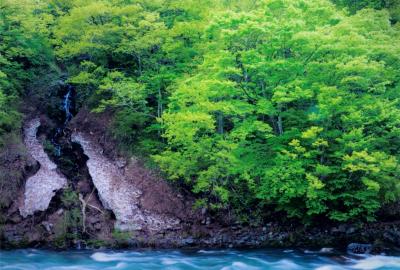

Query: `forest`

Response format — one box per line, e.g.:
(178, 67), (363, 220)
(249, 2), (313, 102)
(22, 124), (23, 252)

(1, 0), (400, 228)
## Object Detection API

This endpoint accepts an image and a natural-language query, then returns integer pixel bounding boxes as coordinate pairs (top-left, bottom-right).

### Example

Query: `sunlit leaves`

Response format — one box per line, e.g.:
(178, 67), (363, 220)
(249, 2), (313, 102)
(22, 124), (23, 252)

(156, 0), (400, 222)
(14, 0), (399, 223)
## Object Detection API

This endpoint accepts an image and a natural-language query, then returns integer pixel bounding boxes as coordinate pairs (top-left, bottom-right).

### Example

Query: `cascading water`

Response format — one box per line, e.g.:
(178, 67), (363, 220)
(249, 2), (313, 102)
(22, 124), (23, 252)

(63, 85), (73, 125)
(52, 85), (75, 157)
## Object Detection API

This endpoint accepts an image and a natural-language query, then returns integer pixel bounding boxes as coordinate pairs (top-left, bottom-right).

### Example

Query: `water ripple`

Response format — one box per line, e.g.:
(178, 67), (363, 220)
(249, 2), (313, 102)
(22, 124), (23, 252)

(1, 249), (400, 270)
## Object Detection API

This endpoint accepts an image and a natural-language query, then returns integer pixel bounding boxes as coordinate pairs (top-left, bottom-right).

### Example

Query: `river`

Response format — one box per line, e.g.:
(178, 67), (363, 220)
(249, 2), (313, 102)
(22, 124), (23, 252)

(1, 249), (400, 269)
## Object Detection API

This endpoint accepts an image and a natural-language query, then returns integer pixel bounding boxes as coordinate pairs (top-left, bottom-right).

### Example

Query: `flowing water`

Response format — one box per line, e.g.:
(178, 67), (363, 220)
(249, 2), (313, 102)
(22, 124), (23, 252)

(62, 85), (73, 125)
(1, 249), (400, 270)
(51, 84), (74, 157)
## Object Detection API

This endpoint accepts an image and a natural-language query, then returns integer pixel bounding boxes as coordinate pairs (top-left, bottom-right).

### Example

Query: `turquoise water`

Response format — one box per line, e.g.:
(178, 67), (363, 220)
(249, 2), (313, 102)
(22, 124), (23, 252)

(1, 249), (400, 270)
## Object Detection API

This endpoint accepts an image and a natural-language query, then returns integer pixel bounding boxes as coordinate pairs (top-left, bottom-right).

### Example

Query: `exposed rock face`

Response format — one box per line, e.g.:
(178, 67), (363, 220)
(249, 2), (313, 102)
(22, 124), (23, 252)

(19, 118), (67, 217)
(71, 132), (180, 232)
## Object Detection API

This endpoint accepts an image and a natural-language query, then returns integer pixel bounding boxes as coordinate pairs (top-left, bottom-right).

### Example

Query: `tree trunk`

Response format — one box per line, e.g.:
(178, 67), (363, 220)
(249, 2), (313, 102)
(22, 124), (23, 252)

(277, 104), (283, 135)
(217, 111), (224, 135)
(78, 189), (103, 234)
(277, 115), (283, 135)
(137, 54), (142, 75)
(157, 87), (163, 118)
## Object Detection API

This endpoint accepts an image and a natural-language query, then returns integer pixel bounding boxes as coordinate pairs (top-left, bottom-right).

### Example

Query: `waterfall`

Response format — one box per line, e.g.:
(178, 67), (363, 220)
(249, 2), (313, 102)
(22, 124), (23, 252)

(52, 85), (74, 157)
(63, 85), (73, 125)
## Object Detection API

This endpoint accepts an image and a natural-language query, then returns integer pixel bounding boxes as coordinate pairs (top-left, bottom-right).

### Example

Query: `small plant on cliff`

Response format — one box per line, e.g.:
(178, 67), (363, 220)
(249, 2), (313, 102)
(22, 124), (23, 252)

(57, 189), (84, 246)
(61, 188), (79, 208)
(112, 229), (132, 246)
(43, 140), (58, 157)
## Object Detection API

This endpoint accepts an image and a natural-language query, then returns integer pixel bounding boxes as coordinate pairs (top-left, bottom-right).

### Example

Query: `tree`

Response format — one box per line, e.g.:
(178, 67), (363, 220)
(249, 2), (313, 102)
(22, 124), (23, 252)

(156, 0), (400, 222)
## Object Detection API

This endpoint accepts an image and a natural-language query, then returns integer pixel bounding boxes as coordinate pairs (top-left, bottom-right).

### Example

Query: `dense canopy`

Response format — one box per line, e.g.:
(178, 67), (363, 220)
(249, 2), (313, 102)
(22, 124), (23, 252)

(1, 0), (400, 224)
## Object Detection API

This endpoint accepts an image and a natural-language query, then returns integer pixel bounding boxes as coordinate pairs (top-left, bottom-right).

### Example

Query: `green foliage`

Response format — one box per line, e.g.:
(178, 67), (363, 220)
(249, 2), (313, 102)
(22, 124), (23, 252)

(0, 0), (53, 139)
(154, 0), (400, 222)
(3, 0), (400, 225)
(52, 0), (207, 156)
(61, 188), (79, 208)
(112, 229), (132, 242)
(53, 208), (83, 248)
(85, 239), (107, 249)
(52, 189), (83, 247)
(43, 139), (58, 156)
(332, 0), (400, 22)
